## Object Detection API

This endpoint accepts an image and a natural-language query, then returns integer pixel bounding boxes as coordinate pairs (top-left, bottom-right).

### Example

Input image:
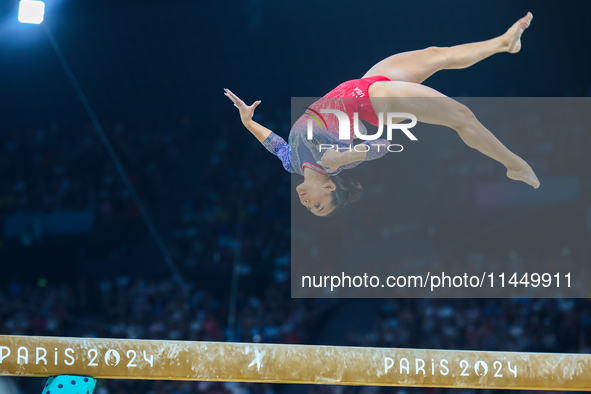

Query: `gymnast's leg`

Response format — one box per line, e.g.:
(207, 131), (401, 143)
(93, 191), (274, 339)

(362, 12), (533, 84)
(368, 80), (540, 188)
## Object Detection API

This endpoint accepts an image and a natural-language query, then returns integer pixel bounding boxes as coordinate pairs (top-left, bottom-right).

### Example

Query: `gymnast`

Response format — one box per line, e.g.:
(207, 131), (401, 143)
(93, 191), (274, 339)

(225, 12), (539, 217)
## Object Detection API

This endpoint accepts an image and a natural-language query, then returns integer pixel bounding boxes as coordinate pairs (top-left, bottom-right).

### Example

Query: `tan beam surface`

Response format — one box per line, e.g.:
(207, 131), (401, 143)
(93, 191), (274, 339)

(0, 335), (590, 390)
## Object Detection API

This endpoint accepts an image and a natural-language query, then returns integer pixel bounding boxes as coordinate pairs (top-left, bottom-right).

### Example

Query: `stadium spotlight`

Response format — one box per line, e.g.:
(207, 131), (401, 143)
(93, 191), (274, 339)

(18, 0), (45, 24)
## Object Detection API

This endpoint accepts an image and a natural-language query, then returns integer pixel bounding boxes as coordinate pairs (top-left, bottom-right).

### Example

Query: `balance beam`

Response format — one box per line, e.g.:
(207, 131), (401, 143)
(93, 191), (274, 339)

(0, 335), (590, 390)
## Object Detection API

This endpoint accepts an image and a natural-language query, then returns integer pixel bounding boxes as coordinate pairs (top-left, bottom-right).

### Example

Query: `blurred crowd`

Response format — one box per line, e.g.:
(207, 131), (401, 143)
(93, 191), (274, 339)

(0, 123), (176, 225)
(350, 298), (591, 353)
(0, 276), (323, 344)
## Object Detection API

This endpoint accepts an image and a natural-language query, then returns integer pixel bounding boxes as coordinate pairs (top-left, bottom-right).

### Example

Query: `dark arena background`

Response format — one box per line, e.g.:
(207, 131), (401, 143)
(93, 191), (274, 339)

(1, 0), (591, 393)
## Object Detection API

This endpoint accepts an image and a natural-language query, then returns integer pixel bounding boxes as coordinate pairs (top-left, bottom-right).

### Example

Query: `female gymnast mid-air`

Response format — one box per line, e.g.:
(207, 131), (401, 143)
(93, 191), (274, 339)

(225, 12), (540, 217)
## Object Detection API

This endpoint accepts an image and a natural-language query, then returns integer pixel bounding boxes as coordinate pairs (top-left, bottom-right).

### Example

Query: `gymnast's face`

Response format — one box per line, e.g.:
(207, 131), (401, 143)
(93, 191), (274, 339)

(296, 178), (336, 216)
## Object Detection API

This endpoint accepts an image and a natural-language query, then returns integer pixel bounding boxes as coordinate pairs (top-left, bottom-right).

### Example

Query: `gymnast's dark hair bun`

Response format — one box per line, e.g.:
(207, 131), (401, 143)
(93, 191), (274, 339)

(325, 174), (362, 217)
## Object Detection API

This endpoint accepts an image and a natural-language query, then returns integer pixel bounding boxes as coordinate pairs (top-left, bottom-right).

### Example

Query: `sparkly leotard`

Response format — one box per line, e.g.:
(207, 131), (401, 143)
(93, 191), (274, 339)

(262, 76), (392, 175)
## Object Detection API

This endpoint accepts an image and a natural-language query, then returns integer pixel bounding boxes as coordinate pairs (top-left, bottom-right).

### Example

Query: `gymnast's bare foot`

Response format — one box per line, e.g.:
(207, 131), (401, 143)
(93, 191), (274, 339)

(502, 12), (533, 54)
(507, 160), (540, 189)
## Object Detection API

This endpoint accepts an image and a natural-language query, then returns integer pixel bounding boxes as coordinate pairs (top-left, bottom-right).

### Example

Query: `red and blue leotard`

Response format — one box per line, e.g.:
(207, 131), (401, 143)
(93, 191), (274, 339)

(262, 76), (392, 175)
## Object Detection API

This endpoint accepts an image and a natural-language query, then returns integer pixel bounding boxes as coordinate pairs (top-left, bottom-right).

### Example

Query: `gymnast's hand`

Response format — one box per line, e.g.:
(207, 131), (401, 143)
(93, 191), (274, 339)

(317, 149), (348, 173)
(224, 88), (261, 125)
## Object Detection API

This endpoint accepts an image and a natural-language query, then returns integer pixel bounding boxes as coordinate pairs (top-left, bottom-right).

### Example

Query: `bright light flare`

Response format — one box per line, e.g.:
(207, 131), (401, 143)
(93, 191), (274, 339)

(18, 1), (46, 24)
